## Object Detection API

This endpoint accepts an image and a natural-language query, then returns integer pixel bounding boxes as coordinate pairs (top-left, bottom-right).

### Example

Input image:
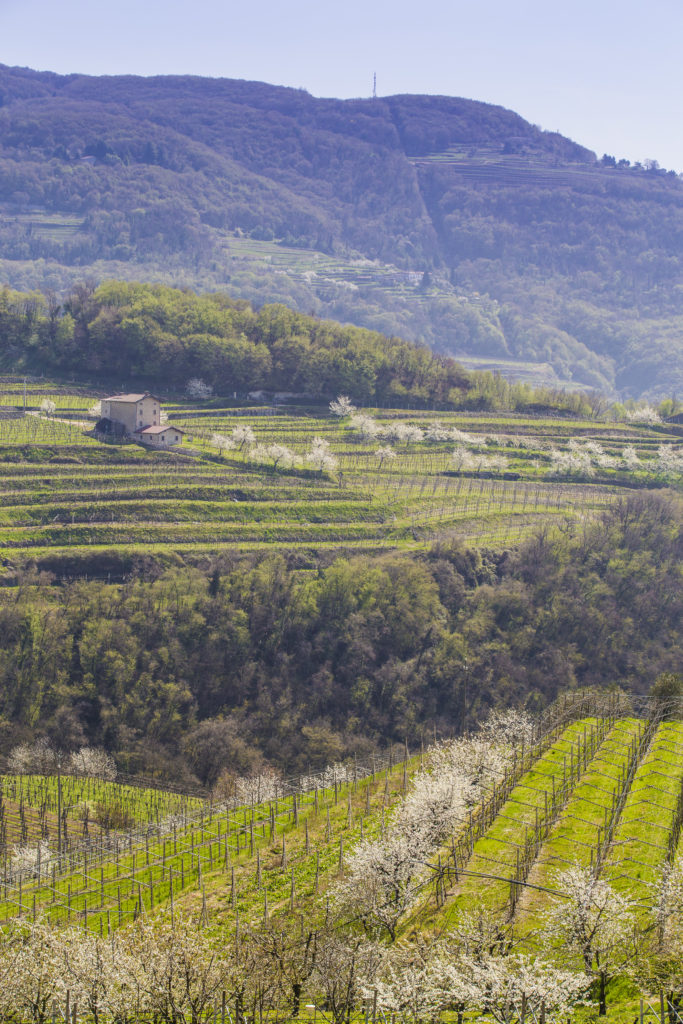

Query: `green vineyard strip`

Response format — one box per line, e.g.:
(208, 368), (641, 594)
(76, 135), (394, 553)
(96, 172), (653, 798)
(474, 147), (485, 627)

(0, 762), (412, 935)
(605, 721), (683, 899)
(441, 718), (607, 919)
(514, 717), (645, 932)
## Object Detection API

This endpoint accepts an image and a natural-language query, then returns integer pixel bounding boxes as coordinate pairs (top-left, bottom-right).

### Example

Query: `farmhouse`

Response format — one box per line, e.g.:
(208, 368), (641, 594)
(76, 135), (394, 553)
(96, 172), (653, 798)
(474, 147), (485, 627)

(99, 392), (183, 446)
(101, 393), (161, 433)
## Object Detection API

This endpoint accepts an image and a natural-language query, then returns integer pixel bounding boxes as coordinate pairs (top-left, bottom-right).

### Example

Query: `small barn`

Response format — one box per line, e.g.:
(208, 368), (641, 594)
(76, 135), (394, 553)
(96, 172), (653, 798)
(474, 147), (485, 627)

(133, 424), (184, 447)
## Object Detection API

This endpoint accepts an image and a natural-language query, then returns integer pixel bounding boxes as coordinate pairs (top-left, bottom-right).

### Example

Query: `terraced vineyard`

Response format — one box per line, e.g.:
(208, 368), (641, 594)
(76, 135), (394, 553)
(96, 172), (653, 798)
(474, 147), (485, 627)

(3, 693), (683, 1021)
(1, 376), (679, 576)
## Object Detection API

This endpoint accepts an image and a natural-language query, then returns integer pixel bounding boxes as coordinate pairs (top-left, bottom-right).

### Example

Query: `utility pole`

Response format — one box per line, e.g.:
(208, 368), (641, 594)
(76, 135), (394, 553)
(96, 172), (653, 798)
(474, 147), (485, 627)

(372, 72), (377, 100)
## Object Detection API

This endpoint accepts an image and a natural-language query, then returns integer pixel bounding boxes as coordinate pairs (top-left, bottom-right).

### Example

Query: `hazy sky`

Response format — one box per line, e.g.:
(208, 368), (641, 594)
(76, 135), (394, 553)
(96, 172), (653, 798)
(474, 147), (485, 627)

(3, 0), (683, 170)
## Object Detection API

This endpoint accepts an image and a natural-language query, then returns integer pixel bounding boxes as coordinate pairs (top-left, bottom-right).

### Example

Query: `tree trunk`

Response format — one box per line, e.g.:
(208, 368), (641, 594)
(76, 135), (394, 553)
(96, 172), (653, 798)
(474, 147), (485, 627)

(599, 970), (607, 1016)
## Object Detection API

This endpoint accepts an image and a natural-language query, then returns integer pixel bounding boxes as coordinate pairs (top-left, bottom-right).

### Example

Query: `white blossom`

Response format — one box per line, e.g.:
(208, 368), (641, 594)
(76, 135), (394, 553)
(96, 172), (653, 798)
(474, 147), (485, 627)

(624, 405), (662, 425)
(7, 739), (57, 774)
(425, 421), (453, 442)
(333, 832), (427, 939)
(329, 395), (356, 417)
(374, 445), (396, 469)
(335, 720), (517, 938)
(543, 864), (637, 976)
(548, 447), (596, 477)
(306, 437), (338, 474)
(231, 424), (256, 450)
(651, 854), (683, 946)
(622, 445), (641, 470)
(0, 919), (66, 1022)
(39, 398), (56, 416)
(126, 914), (235, 1022)
(300, 762), (355, 791)
(656, 444), (683, 477)
(370, 942), (475, 1024)
(312, 931), (383, 1024)
(451, 446), (508, 473)
(9, 840), (53, 880)
(233, 767), (282, 805)
(396, 767), (474, 848)
(251, 443), (295, 470)
(186, 378), (213, 399)
(479, 707), (534, 746)
(427, 735), (511, 803)
(211, 432), (235, 453)
(69, 746), (117, 781)
(465, 953), (590, 1024)
(349, 413), (380, 439)
(382, 422), (424, 443)
(450, 427), (486, 446)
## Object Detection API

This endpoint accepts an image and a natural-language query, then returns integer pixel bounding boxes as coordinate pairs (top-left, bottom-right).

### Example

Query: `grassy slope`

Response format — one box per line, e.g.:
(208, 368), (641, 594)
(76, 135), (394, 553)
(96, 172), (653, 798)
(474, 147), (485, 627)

(4, 713), (683, 1020)
(1, 378), (679, 575)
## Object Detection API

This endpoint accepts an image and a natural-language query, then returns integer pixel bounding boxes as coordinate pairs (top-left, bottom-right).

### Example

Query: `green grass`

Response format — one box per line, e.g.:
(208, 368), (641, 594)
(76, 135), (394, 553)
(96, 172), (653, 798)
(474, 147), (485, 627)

(0, 758), (413, 935)
(3, 708), (683, 1023)
(605, 721), (683, 900)
(0, 376), (679, 575)
(438, 718), (608, 921)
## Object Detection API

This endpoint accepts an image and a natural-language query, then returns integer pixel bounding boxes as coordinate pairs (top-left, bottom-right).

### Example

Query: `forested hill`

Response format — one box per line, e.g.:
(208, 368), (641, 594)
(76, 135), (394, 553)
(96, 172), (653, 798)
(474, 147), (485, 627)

(0, 65), (682, 398)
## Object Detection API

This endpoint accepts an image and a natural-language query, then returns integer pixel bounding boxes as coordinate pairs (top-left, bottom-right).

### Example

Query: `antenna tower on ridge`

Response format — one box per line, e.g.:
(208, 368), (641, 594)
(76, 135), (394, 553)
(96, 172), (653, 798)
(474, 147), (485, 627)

(373, 72), (377, 99)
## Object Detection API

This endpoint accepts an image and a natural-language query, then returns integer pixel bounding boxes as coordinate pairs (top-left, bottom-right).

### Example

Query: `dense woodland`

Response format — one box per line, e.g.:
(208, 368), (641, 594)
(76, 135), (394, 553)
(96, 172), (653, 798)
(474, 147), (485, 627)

(1, 492), (680, 785)
(0, 65), (681, 396)
(0, 280), (604, 412)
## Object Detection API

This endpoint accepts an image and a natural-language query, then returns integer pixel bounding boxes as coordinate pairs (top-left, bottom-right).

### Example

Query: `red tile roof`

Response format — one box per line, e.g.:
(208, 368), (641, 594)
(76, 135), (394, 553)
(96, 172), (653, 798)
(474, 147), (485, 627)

(136, 425), (184, 435)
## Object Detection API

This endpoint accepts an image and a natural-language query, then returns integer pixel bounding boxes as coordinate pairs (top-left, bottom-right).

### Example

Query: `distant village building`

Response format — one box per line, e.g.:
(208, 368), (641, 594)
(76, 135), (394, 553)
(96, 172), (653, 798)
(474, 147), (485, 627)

(99, 392), (183, 446)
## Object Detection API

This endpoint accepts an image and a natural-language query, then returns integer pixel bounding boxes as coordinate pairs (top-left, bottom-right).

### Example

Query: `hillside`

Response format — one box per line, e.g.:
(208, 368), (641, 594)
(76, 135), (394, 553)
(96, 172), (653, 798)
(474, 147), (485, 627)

(0, 65), (682, 397)
(3, 693), (683, 1022)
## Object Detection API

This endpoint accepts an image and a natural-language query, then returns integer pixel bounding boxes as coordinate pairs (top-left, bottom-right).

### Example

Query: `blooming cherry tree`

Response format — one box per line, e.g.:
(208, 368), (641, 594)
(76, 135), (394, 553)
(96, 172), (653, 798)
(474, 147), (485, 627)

(543, 864), (637, 1014)
(7, 738), (57, 775)
(306, 437), (338, 474)
(251, 443), (295, 471)
(69, 746), (117, 781)
(350, 413), (380, 438)
(374, 445), (396, 470)
(212, 432), (235, 454)
(186, 378), (213, 399)
(329, 395), (356, 417)
(231, 424), (256, 450)
(333, 833), (427, 939)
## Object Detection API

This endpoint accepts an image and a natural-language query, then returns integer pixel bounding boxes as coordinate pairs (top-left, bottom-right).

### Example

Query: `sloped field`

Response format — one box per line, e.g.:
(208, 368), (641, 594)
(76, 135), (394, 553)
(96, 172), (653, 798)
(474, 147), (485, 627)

(2, 694), (683, 1022)
(1, 378), (678, 576)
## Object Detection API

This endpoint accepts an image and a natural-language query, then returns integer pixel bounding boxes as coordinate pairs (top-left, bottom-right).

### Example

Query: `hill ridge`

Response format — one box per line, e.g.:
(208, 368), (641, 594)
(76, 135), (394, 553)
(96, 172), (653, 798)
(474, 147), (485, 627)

(0, 64), (681, 397)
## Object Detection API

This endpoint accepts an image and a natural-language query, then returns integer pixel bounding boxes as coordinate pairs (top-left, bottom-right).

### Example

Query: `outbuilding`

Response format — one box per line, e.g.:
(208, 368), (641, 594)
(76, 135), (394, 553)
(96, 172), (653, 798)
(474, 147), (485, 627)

(133, 424), (184, 447)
